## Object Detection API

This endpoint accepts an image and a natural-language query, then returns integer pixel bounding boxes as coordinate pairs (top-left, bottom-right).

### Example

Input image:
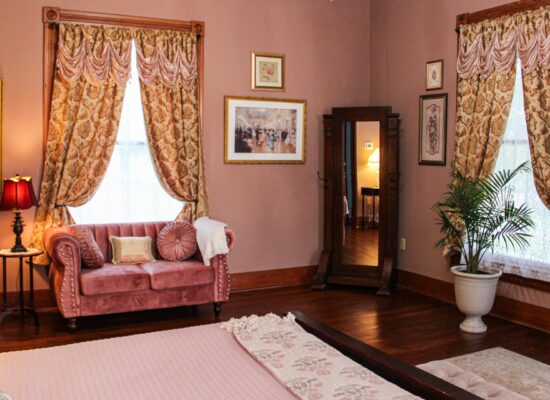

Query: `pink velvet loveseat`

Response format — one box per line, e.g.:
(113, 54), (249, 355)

(43, 222), (235, 329)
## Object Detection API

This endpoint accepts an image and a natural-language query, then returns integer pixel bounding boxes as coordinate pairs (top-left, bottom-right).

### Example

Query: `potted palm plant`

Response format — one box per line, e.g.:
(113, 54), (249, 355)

(433, 161), (534, 333)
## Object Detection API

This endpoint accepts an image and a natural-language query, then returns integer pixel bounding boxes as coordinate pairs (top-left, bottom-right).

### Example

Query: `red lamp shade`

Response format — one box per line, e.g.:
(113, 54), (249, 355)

(0, 175), (38, 211)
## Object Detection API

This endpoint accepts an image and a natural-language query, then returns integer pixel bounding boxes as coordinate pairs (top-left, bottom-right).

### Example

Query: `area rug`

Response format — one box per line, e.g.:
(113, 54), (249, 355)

(418, 347), (550, 400)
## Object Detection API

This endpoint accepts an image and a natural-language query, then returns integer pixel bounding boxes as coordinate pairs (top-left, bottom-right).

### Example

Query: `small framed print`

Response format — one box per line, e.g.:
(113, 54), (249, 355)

(426, 59), (444, 90)
(419, 93), (447, 166)
(225, 96), (306, 164)
(251, 52), (285, 91)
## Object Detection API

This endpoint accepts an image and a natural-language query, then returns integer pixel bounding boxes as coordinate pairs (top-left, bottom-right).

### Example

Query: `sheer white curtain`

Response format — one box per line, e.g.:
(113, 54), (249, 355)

(481, 59), (550, 282)
(70, 42), (183, 224)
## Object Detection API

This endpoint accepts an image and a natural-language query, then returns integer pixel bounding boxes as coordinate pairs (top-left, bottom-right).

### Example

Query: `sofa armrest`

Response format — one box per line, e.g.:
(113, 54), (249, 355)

(43, 227), (82, 318)
(225, 227), (236, 252)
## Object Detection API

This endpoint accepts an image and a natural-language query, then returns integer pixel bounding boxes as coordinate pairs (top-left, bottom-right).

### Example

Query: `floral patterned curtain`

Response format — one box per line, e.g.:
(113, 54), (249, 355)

(31, 23), (132, 263)
(520, 8), (550, 209)
(456, 6), (550, 210)
(134, 29), (208, 220)
(455, 17), (518, 182)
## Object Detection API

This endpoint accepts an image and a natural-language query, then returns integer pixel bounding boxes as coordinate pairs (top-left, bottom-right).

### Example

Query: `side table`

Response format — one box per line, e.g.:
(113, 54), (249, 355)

(0, 248), (43, 326)
(361, 187), (380, 228)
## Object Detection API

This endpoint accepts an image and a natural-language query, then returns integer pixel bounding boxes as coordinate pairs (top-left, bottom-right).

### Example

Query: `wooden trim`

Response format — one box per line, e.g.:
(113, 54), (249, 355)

(294, 311), (482, 400)
(230, 265), (317, 292)
(456, 0), (550, 28)
(501, 273), (550, 292)
(42, 6), (205, 157)
(398, 269), (550, 333)
(43, 7), (199, 32)
(5, 289), (56, 309)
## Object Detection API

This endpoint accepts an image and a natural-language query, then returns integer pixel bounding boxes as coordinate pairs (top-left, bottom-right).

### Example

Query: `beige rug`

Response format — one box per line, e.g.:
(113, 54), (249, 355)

(419, 347), (550, 400)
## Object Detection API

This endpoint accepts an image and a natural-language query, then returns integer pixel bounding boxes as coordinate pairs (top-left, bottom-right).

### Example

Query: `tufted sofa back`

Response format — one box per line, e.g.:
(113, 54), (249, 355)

(66, 222), (171, 262)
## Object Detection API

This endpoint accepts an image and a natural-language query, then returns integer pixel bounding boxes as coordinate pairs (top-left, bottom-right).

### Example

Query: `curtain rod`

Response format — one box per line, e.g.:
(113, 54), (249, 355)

(43, 7), (204, 36)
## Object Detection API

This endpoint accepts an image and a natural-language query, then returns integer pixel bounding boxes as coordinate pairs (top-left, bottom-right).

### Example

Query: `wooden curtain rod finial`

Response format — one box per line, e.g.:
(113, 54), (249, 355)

(192, 21), (205, 37)
(43, 6), (60, 23)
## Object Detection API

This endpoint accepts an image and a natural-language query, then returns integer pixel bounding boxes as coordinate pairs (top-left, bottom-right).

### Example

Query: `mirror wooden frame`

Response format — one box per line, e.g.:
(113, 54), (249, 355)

(313, 107), (399, 294)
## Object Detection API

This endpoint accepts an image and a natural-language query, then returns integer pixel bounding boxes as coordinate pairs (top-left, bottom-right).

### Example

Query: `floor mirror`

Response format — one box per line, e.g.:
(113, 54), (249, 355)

(313, 107), (399, 294)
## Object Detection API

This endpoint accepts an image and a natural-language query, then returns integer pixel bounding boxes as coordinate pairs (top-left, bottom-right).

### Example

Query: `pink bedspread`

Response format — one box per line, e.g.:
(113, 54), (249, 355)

(0, 323), (297, 400)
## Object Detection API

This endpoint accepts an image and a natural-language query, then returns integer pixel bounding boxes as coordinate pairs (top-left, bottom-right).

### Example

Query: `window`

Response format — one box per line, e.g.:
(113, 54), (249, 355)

(69, 43), (183, 223)
(483, 59), (550, 282)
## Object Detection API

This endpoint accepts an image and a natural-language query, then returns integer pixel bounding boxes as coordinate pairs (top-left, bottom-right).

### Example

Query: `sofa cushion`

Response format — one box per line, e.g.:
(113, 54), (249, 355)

(80, 264), (151, 296)
(72, 227), (104, 269)
(110, 236), (155, 264)
(142, 260), (214, 290)
(157, 221), (197, 261)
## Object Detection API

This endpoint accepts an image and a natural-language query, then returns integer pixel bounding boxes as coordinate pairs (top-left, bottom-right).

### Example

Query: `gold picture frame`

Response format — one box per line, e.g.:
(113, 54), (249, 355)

(251, 52), (285, 91)
(224, 95), (306, 164)
(426, 59), (444, 91)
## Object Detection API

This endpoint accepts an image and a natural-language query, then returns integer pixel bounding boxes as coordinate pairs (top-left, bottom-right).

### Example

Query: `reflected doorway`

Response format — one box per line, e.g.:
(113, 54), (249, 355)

(342, 121), (380, 267)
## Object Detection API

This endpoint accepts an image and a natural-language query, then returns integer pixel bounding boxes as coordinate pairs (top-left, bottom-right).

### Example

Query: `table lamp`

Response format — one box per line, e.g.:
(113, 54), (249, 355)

(367, 148), (380, 171)
(0, 174), (38, 252)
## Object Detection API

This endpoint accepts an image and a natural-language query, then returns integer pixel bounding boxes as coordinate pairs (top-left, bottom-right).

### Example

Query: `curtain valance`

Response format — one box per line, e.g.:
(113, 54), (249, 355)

(457, 6), (550, 78)
(56, 23), (198, 87)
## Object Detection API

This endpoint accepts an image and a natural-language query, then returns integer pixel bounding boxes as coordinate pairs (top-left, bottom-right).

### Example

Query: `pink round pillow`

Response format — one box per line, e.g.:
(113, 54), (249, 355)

(157, 221), (197, 261)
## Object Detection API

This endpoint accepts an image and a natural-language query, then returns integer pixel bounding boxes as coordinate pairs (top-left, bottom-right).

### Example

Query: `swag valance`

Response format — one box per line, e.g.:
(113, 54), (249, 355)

(457, 6), (550, 78)
(56, 23), (198, 87)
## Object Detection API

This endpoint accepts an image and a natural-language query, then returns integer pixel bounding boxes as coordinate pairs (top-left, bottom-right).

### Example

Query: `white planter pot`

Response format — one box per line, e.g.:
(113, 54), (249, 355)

(450, 265), (502, 333)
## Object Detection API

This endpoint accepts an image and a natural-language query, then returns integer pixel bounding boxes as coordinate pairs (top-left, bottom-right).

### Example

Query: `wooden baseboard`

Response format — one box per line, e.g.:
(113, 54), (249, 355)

(230, 265), (317, 292)
(4, 289), (56, 308)
(1, 266), (318, 307)
(398, 269), (550, 334)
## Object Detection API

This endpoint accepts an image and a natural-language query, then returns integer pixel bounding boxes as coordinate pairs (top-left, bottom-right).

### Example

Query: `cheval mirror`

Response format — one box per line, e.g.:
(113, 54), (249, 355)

(313, 107), (399, 294)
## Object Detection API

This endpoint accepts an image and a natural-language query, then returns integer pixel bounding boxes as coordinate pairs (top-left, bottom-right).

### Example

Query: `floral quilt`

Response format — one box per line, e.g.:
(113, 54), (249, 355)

(221, 313), (421, 400)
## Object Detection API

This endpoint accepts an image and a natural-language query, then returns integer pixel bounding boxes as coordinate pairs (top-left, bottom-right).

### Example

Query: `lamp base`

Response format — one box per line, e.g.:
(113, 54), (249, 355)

(10, 243), (27, 253)
(11, 210), (27, 253)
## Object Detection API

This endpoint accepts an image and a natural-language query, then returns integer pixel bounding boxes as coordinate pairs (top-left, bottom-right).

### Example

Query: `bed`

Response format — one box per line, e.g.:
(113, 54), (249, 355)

(0, 311), (480, 400)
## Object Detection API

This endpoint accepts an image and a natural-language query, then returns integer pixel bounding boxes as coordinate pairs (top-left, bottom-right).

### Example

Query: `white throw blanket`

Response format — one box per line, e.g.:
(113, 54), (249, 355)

(193, 216), (229, 266)
(222, 313), (420, 400)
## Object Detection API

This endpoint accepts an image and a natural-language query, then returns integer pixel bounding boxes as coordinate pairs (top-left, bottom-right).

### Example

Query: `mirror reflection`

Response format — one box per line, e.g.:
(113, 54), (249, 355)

(342, 121), (380, 267)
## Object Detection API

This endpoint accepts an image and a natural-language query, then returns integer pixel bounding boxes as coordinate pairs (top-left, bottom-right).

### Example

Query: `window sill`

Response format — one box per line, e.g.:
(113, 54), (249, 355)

(448, 253), (550, 293)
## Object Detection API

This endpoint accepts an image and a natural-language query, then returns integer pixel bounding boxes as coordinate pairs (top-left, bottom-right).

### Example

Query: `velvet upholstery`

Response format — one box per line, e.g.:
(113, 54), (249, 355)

(80, 264), (150, 295)
(44, 222), (234, 321)
(142, 260), (214, 290)
(157, 221), (197, 261)
(72, 227), (105, 268)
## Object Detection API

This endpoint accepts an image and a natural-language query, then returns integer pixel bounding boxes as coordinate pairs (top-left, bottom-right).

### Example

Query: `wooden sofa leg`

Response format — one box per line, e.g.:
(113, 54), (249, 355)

(213, 302), (222, 317)
(67, 318), (77, 331)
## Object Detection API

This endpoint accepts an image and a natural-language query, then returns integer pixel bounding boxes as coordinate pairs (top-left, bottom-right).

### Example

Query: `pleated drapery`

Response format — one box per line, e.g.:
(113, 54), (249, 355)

(31, 24), (132, 264)
(456, 6), (550, 211)
(135, 29), (208, 221)
(33, 23), (206, 263)
(520, 8), (550, 209)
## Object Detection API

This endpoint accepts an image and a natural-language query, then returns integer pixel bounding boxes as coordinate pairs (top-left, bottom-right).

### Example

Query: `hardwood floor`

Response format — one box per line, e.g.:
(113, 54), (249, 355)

(342, 226), (379, 266)
(1, 286), (549, 367)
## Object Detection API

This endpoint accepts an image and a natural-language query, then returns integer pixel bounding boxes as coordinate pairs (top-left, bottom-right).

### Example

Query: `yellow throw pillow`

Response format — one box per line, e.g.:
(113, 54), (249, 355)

(109, 236), (155, 264)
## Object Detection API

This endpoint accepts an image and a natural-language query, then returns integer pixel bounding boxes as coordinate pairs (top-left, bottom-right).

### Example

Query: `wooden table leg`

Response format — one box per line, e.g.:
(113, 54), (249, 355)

(28, 256), (39, 326)
(2, 257), (6, 312)
(19, 257), (24, 321)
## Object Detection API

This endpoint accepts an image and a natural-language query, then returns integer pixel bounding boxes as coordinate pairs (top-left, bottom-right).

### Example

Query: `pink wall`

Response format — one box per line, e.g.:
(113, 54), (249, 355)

(369, 0), (549, 309)
(0, 0), (371, 291)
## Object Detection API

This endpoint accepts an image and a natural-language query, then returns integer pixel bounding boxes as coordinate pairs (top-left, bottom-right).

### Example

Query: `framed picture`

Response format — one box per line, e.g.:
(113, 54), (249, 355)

(426, 59), (444, 90)
(251, 52), (285, 91)
(419, 93), (447, 166)
(224, 96), (306, 164)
